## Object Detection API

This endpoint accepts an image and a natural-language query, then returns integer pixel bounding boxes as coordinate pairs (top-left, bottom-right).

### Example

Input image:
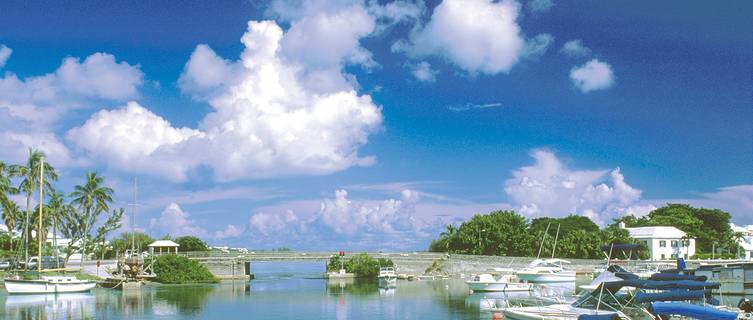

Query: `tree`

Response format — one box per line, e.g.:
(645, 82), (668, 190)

(1, 201), (21, 253)
(68, 172), (114, 267)
(46, 191), (70, 263)
(9, 149), (58, 263)
(175, 236), (209, 252)
(110, 232), (155, 254)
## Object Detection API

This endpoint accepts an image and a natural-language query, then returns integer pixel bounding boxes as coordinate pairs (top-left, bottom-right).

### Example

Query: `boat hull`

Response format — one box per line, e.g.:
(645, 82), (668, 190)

(467, 281), (532, 292)
(378, 277), (397, 287)
(516, 272), (576, 283)
(503, 305), (623, 320)
(4, 279), (96, 294)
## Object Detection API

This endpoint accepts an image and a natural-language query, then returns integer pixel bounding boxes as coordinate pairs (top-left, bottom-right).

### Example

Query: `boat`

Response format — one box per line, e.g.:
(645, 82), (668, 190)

(516, 259), (577, 283)
(467, 273), (533, 292)
(378, 267), (397, 287)
(4, 276), (97, 294)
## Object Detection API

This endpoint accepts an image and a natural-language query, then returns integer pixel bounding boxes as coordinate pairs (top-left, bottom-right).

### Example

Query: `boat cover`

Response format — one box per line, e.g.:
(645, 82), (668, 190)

(601, 279), (720, 291)
(578, 314), (620, 320)
(634, 290), (705, 303)
(651, 302), (737, 320)
(649, 273), (707, 282)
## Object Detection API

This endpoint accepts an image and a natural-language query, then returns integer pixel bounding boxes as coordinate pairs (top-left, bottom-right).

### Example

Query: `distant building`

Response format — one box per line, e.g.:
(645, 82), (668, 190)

(730, 223), (753, 260)
(621, 223), (695, 260)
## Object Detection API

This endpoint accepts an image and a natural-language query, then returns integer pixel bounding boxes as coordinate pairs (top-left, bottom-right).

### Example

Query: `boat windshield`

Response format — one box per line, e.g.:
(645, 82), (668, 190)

(572, 289), (633, 312)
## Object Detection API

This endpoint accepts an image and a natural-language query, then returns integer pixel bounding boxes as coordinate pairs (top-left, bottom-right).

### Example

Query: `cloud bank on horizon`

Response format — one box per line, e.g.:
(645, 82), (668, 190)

(0, 0), (750, 250)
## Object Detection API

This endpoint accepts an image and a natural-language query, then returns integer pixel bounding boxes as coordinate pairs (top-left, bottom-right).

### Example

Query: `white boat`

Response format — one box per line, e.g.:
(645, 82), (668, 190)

(4, 276), (97, 294)
(502, 303), (629, 320)
(467, 273), (533, 292)
(378, 267), (397, 287)
(516, 259), (576, 283)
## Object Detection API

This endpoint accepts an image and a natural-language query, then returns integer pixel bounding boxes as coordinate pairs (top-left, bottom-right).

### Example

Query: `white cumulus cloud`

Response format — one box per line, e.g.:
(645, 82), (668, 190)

(149, 203), (207, 237)
(0, 45), (12, 68)
(526, 0), (553, 13)
(561, 39), (591, 58)
(72, 20), (383, 182)
(504, 149), (648, 225)
(0, 50), (143, 166)
(394, 0), (525, 75)
(66, 102), (203, 181)
(410, 61), (439, 82)
(569, 59), (615, 93)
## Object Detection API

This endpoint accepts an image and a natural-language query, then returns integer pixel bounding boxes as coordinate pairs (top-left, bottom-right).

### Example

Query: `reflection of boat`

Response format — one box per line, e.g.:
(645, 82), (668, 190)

(516, 259), (576, 283)
(467, 273), (533, 292)
(4, 276), (96, 294)
(4, 292), (94, 307)
(466, 291), (533, 311)
(378, 267), (397, 287)
(378, 287), (396, 297)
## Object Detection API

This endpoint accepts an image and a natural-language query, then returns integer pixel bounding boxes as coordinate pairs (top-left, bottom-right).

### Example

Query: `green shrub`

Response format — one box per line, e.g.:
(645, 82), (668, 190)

(152, 255), (218, 284)
(342, 253), (394, 278)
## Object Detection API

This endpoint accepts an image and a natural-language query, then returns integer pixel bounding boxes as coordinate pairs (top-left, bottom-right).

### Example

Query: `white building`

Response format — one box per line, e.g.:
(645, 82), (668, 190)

(730, 223), (753, 260)
(622, 224), (696, 260)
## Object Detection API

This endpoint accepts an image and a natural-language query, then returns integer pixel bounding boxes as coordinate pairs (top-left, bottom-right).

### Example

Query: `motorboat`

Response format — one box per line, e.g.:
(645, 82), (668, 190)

(4, 276), (97, 294)
(467, 273), (533, 292)
(378, 267), (397, 287)
(516, 259), (576, 283)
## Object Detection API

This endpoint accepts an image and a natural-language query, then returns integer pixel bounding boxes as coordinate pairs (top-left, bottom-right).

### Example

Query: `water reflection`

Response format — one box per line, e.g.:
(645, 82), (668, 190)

(153, 285), (215, 315)
(3, 293), (95, 320)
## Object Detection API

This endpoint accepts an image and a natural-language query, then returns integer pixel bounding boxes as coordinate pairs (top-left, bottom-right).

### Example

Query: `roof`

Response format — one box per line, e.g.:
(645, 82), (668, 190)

(625, 226), (688, 239)
(148, 240), (180, 247)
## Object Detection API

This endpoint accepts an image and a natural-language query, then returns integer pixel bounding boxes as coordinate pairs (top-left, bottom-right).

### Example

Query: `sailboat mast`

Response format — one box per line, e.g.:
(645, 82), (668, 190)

(536, 223), (551, 259)
(130, 178), (138, 252)
(38, 157), (44, 274)
(551, 224), (561, 259)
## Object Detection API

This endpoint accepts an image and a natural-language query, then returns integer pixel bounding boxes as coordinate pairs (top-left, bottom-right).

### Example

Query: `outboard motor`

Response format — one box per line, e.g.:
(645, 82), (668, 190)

(738, 298), (753, 313)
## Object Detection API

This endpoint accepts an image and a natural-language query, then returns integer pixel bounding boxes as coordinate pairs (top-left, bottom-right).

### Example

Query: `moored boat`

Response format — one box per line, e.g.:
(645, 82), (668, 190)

(378, 267), (397, 287)
(516, 259), (576, 283)
(4, 276), (96, 294)
(467, 273), (533, 292)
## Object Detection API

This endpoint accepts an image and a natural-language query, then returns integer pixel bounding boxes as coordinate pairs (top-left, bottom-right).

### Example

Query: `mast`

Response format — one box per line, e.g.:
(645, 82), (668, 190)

(536, 223), (551, 259)
(38, 157), (44, 274)
(551, 224), (561, 259)
(128, 178), (139, 253)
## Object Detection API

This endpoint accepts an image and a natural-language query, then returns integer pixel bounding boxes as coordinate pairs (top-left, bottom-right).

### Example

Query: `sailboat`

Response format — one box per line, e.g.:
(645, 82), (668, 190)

(4, 157), (96, 294)
(516, 224), (576, 283)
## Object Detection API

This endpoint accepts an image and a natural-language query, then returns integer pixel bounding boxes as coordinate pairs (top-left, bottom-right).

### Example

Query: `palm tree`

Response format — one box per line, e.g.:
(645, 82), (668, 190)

(0, 161), (19, 251)
(9, 149), (58, 263)
(47, 192), (67, 267)
(70, 172), (113, 268)
(2, 201), (21, 252)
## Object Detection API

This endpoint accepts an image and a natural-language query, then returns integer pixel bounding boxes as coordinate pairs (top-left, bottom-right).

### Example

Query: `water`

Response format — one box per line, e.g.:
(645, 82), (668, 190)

(0, 262), (744, 319)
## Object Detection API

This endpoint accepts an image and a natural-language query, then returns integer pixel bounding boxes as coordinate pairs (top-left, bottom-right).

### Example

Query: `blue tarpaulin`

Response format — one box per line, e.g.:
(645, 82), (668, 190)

(650, 273), (707, 282)
(634, 290), (705, 303)
(651, 302), (737, 320)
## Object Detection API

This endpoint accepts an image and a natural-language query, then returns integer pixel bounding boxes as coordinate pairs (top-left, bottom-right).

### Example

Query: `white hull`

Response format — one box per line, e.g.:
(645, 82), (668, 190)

(516, 272), (576, 283)
(378, 277), (397, 287)
(503, 304), (624, 320)
(4, 279), (96, 294)
(467, 281), (532, 292)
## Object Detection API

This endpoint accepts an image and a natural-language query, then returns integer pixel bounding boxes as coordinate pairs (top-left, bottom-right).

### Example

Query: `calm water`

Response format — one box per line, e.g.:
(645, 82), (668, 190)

(0, 262), (614, 320)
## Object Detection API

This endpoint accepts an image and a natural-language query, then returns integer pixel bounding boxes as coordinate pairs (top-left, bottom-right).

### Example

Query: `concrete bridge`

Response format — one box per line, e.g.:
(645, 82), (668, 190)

(183, 252), (608, 279)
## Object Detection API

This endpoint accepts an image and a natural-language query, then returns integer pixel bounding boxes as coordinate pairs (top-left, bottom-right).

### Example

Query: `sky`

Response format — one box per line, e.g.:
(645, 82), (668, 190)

(0, 0), (750, 251)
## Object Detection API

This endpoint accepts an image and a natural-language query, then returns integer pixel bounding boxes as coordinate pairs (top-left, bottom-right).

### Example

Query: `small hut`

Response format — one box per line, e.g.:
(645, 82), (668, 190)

(148, 240), (180, 255)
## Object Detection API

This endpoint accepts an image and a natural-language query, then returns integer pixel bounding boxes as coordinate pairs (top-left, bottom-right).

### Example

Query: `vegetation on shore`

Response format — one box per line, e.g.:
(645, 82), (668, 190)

(0, 149), (123, 265)
(327, 253), (394, 278)
(429, 204), (740, 259)
(152, 255), (218, 284)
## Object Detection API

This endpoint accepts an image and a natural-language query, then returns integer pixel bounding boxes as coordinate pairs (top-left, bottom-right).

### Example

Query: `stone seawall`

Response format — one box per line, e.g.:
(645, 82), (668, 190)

(191, 257), (251, 280)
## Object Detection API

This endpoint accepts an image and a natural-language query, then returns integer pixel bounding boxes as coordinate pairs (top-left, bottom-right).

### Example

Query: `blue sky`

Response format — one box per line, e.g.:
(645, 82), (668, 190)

(0, 0), (750, 250)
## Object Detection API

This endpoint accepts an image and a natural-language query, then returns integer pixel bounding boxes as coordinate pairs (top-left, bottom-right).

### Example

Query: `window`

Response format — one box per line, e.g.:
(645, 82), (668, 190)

(671, 240), (678, 248)
(671, 254), (677, 259)
(660, 240), (666, 247)
(682, 240), (690, 247)
(661, 254), (666, 260)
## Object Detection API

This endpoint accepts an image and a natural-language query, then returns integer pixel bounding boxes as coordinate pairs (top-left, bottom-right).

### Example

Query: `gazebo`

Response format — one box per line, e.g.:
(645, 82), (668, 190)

(148, 240), (180, 255)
